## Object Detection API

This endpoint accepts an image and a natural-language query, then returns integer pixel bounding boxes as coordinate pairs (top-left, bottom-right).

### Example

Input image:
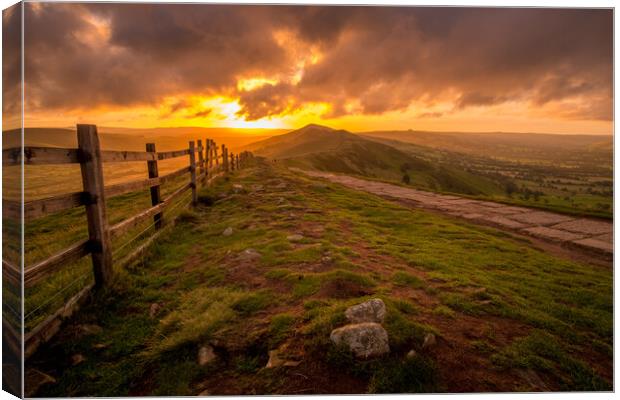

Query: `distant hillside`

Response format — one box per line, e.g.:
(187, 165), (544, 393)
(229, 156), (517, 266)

(245, 124), (505, 196)
(359, 130), (613, 163)
(3, 127), (284, 152)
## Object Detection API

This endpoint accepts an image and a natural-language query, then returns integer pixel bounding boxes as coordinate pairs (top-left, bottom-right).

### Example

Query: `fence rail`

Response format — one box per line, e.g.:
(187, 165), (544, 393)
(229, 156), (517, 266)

(2, 124), (253, 358)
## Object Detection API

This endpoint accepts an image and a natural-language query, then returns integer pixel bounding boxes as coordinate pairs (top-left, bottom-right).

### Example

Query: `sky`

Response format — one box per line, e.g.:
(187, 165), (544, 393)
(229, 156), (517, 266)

(2, 4), (613, 134)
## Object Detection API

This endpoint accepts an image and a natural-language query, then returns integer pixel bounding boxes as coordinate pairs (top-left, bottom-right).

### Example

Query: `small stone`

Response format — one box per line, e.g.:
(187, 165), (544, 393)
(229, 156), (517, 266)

(330, 322), (390, 359)
(266, 350), (286, 368)
(71, 354), (86, 366)
(406, 349), (417, 359)
(283, 360), (302, 367)
(239, 248), (261, 261)
(422, 333), (436, 349)
(149, 303), (160, 318)
(198, 345), (217, 366)
(25, 369), (56, 397)
(222, 227), (233, 236)
(232, 184), (244, 193)
(345, 298), (387, 324)
(287, 234), (304, 242)
(79, 324), (103, 335)
(321, 256), (332, 263)
(93, 343), (108, 350)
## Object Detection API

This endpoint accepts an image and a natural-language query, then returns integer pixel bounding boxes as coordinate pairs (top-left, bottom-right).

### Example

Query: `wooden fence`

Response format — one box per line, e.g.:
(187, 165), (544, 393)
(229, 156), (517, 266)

(2, 124), (253, 357)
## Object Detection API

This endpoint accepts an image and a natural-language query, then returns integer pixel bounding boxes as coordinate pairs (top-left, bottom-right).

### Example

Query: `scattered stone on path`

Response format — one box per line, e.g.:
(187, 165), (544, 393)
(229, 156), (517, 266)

(266, 350), (286, 368)
(422, 333), (436, 349)
(406, 349), (417, 359)
(198, 345), (217, 366)
(25, 369), (56, 397)
(345, 298), (386, 324)
(71, 354), (86, 366)
(330, 322), (390, 359)
(79, 324), (103, 336)
(222, 227), (233, 236)
(239, 248), (261, 261)
(93, 343), (108, 350)
(149, 303), (160, 318)
(287, 234), (304, 242)
(283, 360), (302, 367)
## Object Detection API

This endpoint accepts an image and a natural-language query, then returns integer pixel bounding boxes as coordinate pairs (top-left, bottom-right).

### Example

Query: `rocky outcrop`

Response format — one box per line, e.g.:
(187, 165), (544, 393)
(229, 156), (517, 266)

(345, 298), (386, 324)
(330, 322), (389, 359)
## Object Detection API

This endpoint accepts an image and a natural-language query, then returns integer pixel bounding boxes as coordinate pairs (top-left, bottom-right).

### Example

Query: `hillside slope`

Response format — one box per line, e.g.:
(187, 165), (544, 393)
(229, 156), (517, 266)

(30, 161), (612, 395)
(245, 124), (504, 196)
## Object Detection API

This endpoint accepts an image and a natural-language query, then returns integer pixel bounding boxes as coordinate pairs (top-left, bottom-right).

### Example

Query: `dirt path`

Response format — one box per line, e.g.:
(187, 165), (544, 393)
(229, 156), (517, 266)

(292, 169), (613, 260)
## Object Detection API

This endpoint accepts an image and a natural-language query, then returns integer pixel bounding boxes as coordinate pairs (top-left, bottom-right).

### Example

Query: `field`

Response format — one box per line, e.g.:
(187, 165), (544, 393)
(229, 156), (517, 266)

(361, 131), (613, 218)
(29, 161), (612, 395)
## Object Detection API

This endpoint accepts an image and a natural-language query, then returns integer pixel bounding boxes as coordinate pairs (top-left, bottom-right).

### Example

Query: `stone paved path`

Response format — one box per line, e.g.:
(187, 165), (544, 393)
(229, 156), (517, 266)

(294, 169), (613, 257)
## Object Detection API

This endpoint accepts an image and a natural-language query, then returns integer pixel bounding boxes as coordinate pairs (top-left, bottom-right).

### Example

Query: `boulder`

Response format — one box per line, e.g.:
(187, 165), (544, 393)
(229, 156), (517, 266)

(222, 227), (233, 236)
(330, 322), (389, 359)
(198, 345), (217, 366)
(345, 298), (386, 324)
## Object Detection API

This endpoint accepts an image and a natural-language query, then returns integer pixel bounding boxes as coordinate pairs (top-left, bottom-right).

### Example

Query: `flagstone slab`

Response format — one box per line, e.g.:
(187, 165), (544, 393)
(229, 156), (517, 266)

(550, 219), (612, 236)
(521, 226), (587, 242)
(508, 211), (575, 226)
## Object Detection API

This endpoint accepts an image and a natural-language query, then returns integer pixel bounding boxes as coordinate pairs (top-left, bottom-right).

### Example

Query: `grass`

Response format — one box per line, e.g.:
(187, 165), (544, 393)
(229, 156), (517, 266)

(28, 161), (612, 395)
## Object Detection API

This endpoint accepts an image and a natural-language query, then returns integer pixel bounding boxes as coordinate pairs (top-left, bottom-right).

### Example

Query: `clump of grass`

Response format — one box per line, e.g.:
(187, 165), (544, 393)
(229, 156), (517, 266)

(269, 313), (296, 348)
(264, 268), (291, 279)
(175, 210), (200, 224)
(368, 356), (439, 393)
(433, 305), (456, 318)
(392, 271), (423, 288)
(232, 289), (274, 316)
(153, 287), (244, 353)
(491, 330), (610, 390)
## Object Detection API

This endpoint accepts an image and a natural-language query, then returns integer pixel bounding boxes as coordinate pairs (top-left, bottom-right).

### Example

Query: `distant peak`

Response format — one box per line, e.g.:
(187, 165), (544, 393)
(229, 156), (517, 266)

(298, 123), (334, 131)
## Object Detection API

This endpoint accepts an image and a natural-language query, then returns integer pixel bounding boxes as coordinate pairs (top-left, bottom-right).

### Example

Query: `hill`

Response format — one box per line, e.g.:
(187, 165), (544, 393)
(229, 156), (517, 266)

(245, 124), (505, 196)
(359, 130), (612, 165)
(29, 161), (612, 395)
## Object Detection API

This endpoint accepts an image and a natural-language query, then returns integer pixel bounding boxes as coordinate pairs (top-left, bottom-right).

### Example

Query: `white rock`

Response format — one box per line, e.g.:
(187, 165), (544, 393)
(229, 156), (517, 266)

(406, 349), (417, 359)
(222, 227), (233, 236)
(422, 333), (436, 349)
(345, 298), (386, 324)
(287, 234), (304, 242)
(198, 345), (217, 366)
(330, 322), (389, 359)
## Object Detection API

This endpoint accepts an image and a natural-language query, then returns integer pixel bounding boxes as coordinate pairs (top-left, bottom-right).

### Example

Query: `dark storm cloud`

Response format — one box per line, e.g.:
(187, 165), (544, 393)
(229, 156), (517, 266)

(18, 4), (612, 121)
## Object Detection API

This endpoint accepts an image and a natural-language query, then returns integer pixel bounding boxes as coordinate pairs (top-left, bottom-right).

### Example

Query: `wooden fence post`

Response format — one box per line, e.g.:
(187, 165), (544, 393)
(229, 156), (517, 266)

(205, 139), (211, 177)
(197, 139), (204, 178)
(77, 124), (113, 288)
(236, 154), (239, 170)
(146, 143), (163, 229)
(230, 152), (235, 171)
(189, 141), (197, 205)
(214, 142), (219, 167)
(222, 144), (228, 172)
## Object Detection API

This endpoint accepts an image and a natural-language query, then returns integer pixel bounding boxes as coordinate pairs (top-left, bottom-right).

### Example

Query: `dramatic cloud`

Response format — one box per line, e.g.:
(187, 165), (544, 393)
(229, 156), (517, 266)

(5, 4), (613, 129)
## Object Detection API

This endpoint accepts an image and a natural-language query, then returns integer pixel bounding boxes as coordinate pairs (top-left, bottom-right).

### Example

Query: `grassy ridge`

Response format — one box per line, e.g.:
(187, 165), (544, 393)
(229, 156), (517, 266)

(31, 161), (611, 395)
